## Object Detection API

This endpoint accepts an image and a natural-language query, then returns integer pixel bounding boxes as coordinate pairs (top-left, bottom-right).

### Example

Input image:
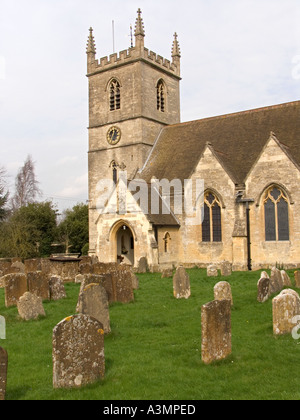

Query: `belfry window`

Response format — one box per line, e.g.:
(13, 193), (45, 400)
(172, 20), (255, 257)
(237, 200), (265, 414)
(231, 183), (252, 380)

(202, 192), (222, 243)
(264, 186), (289, 241)
(157, 80), (165, 112)
(109, 79), (121, 111)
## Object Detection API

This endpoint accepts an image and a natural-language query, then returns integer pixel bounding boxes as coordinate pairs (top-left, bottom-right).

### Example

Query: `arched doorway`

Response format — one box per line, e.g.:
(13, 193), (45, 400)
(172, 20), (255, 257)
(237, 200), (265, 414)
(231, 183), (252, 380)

(116, 224), (134, 266)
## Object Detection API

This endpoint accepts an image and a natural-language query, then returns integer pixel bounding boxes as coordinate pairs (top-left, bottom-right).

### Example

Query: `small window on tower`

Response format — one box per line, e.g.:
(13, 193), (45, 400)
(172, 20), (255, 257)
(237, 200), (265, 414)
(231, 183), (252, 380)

(157, 80), (165, 112)
(109, 79), (121, 111)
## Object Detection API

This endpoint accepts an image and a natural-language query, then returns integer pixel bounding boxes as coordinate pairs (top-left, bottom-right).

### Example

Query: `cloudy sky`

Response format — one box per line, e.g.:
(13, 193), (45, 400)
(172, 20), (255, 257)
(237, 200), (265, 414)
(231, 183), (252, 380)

(0, 0), (299, 213)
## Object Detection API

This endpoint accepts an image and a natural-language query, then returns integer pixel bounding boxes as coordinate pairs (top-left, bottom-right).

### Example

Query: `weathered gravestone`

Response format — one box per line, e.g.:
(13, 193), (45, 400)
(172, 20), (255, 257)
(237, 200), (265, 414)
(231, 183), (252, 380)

(173, 266), (191, 299)
(220, 261), (232, 277)
(0, 316), (5, 340)
(201, 299), (232, 365)
(27, 271), (50, 301)
(257, 277), (270, 303)
(273, 290), (300, 335)
(77, 283), (110, 334)
(52, 314), (105, 389)
(77, 274), (114, 308)
(92, 263), (134, 303)
(17, 292), (46, 321)
(0, 347), (8, 400)
(4, 273), (28, 307)
(214, 281), (233, 306)
(269, 267), (284, 295)
(137, 257), (148, 273)
(207, 264), (218, 277)
(49, 276), (66, 301)
(161, 268), (173, 279)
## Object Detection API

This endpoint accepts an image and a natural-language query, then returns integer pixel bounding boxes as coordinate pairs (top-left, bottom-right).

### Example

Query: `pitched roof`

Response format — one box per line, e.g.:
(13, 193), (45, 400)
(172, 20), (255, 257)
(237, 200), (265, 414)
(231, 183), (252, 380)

(139, 100), (300, 185)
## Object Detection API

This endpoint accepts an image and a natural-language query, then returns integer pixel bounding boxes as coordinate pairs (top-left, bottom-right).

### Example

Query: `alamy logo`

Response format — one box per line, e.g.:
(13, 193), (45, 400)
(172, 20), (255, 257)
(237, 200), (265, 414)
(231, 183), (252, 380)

(0, 316), (5, 340)
(96, 171), (205, 226)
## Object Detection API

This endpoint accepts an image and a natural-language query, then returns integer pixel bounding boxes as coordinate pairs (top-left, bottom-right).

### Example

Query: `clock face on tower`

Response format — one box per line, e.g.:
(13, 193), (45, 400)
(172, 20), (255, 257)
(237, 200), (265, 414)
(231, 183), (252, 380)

(107, 126), (121, 145)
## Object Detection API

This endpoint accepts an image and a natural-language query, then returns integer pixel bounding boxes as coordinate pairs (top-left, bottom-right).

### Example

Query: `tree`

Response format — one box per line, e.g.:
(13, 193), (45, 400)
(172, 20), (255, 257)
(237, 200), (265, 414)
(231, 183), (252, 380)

(11, 155), (42, 210)
(57, 203), (89, 254)
(0, 166), (9, 221)
(0, 201), (58, 259)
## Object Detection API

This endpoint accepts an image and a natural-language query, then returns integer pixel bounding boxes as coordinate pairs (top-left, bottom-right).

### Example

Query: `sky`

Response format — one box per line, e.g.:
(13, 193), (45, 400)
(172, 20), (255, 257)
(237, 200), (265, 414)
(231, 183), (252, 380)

(0, 0), (299, 214)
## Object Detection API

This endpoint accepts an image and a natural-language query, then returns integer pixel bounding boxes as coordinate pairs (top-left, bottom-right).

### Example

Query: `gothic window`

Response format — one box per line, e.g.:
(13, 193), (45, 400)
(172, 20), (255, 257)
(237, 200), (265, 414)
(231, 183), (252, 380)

(157, 80), (165, 112)
(164, 232), (171, 253)
(109, 79), (121, 111)
(202, 192), (222, 242)
(264, 186), (289, 241)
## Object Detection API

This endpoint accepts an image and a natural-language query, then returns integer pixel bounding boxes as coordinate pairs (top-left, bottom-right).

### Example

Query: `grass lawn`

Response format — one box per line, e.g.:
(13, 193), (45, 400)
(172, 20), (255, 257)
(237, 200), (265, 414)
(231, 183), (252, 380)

(1, 268), (300, 400)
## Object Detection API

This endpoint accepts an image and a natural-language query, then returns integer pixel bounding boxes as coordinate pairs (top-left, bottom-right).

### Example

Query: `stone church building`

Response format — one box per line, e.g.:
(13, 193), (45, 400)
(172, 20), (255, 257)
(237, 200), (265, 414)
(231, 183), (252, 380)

(86, 9), (300, 272)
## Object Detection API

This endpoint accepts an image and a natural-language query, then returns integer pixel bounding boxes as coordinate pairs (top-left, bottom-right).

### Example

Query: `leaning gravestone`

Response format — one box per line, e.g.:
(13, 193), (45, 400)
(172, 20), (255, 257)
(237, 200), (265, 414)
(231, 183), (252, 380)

(257, 277), (270, 303)
(214, 281), (233, 306)
(52, 314), (105, 389)
(294, 271), (300, 288)
(173, 266), (191, 299)
(0, 347), (8, 400)
(201, 299), (232, 365)
(272, 290), (300, 335)
(281, 270), (292, 287)
(17, 292), (46, 321)
(77, 283), (111, 334)
(269, 267), (283, 295)
(4, 273), (28, 307)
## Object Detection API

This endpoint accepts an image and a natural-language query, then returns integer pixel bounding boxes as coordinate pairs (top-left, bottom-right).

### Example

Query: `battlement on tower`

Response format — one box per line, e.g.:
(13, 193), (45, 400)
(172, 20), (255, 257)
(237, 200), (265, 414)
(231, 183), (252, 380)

(87, 45), (180, 78)
(86, 9), (181, 79)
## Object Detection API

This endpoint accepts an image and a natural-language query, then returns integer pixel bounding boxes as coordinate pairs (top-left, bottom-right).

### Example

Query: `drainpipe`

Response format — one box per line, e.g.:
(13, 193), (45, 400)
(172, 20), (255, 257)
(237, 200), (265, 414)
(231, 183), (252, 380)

(236, 193), (254, 271)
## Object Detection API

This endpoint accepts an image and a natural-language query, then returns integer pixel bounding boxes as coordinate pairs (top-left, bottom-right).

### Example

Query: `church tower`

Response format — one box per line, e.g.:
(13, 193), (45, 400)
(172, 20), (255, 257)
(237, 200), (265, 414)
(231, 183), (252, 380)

(87, 9), (181, 255)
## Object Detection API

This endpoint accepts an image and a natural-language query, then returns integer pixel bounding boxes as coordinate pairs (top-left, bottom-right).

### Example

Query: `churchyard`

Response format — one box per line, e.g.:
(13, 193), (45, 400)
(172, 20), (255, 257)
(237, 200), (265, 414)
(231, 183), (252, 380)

(1, 266), (300, 400)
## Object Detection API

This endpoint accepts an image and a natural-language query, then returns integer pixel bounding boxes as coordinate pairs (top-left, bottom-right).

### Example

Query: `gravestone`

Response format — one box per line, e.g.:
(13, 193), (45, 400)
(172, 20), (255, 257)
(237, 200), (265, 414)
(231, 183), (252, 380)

(77, 283), (110, 334)
(77, 274), (114, 309)
(0, 316), (5, 340)
(161, 268), (173, 279)
(137, 257), (148, 273)
(17, 292), (46, 321)
(214, 281), (233, 306)
(130, 271), (139, 290)
(269, 267), (283, 295)
(201, 299), (231, 364)
(173, 266), (191, 299)
(207, 265), (218, 277)
(294, 271), (300, 288)
(92, 263), (134, 303)
(273, 290), (300, 335)
(52, 314), (105, 389)
(0, 347), (8, 400)
(257, 277), (270, 303)
(220, 262), (232, 277)
(4, 273), (28, 307)
(49, 276), (66, 301)
(281, 270), (292, 287)
(27, 271), (50, 301)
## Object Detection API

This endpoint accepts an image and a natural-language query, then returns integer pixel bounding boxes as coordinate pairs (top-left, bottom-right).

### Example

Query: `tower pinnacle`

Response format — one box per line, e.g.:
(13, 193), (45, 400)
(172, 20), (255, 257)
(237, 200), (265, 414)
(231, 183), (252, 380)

(134, 8), (145, 38)
(86, 27), (96, 55)
(172, 32), (181, 59)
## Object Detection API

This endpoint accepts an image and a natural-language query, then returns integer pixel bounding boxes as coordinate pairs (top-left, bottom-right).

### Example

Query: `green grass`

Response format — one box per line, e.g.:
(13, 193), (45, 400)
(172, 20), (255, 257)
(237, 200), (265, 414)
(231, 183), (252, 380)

(1, 268), (300, 400)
